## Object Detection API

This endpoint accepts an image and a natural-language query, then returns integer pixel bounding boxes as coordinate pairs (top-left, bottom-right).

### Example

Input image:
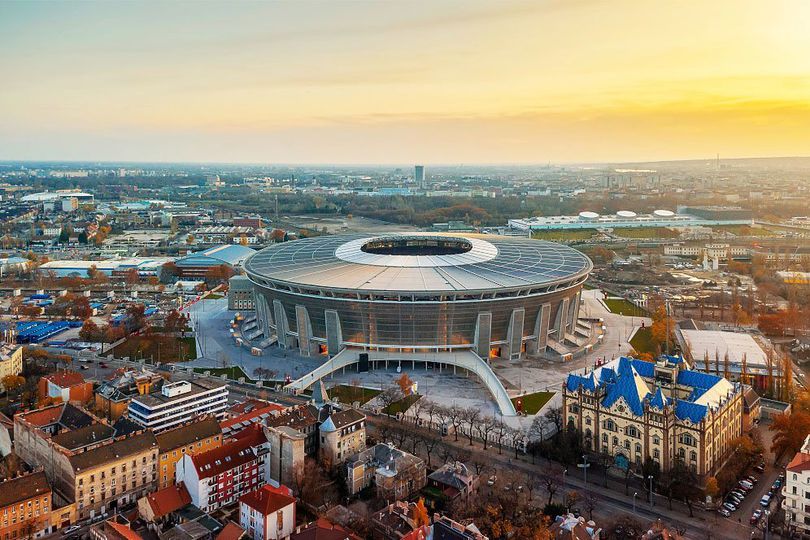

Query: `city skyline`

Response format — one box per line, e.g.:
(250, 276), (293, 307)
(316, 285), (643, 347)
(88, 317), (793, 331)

(2, 0), (809, 164)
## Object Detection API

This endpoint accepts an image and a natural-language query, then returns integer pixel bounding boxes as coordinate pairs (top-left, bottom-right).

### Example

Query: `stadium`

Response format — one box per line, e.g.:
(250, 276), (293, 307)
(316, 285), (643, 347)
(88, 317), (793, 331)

(244, 233), (592, 359)
(243, 233), (592, 414)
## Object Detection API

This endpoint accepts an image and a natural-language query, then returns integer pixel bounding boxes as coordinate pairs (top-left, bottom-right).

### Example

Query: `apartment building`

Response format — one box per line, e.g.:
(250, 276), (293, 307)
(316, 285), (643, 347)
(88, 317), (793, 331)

(176, 425), (269, 513)
(128, 379), (228, 432)
(155, 416), (223, 489)
(0, 344), (23, 391)
(783, 435), (810, 536)
(318, 408), (366, 470)
(0, 472), (55, 539)
(239, 485), (296, 540)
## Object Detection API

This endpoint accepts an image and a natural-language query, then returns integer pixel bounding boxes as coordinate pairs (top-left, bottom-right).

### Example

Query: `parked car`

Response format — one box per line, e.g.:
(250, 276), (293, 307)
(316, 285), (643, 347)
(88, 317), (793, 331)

(754, 463), (766, 473)
(750, 509), (763, 524)
(728, 494), (745, 505)
(747, 475), (759, 484)
(773, 479), (782, 490)
(62, 526), (81, 536)
(722, 502), (737, 512)
(487, 476), (496, 486)
(760, 494), (772, 507)
(739, 480), (754, 490)
(730, 489), (746, 499)
(718, 508), (731, 518)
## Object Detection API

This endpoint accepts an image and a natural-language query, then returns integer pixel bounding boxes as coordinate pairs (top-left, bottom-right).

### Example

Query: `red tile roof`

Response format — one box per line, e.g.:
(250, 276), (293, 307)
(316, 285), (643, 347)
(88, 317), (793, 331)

(787, 451), (810, 473)
(17, 405), (63, 426)
(216, 522), (246, 540)
(221, 403), (284, 432)
(190, 424), (267, 479)
(44, 370), (86, 388)
(290, 518), (362, 540)
(240, 485), (295, 516)
(145, 483), (191, 519)
(106, 520), (143, 540)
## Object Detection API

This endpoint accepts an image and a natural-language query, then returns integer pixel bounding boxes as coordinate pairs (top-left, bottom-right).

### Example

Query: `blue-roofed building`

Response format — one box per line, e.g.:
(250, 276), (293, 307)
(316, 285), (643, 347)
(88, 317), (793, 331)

(563, 355), (744, 484)
(175, 244), (256, 278)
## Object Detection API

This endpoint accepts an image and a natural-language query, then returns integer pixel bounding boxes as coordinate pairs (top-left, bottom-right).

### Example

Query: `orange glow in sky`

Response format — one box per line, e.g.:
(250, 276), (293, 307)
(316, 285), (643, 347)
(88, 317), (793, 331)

(1, 0), (809, 163)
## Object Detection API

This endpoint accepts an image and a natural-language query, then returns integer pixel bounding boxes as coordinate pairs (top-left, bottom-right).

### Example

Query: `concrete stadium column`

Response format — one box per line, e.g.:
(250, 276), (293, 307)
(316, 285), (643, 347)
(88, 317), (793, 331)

(474, 312), (492, 359)
(295, 305), (312, 357)
(567, 292), (578, 331)
(529, 303), (552, 355)
(571, 291), (582, 328)
(505, 307), (525, 361)
(254, 292), (274, 339)
(273, 300), (289, 349)
(325, 309), (343, 356)
(555, 298), (569, 341)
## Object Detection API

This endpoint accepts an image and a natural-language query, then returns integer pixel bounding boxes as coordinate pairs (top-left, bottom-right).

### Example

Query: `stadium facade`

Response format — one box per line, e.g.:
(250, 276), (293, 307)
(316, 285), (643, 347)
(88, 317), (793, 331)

(244, 233), (592, 361)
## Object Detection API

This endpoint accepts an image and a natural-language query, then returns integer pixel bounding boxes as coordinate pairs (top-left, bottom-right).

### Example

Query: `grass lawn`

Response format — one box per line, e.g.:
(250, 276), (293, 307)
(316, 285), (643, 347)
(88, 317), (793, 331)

(532, 229), (596, 241)
(384, 393), (421, 415)
(712, 225), (777, 237)
(603, 298), (648, 316)
(193, 365), (257, 383)
(203, 293), (224, 300)
(328, 384), (381, 405)
(111, 335), (197, 362)
(629, 326), (656, 355)
(511, 390), (555, 415)
(612, 227), (679, 239)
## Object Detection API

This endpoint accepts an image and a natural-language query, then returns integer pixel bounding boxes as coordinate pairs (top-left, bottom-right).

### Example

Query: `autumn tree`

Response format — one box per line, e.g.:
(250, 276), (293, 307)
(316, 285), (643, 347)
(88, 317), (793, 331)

(2, 374), (25, 396)
(412, 498), (429, 528)
(771, 410), (810, 462)
(396, 372), (414, 396)
(79, 319), (102, 342)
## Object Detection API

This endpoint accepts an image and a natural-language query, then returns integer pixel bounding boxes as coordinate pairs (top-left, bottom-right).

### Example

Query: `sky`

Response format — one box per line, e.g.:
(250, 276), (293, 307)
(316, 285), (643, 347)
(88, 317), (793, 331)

(1, 0), (809, 164)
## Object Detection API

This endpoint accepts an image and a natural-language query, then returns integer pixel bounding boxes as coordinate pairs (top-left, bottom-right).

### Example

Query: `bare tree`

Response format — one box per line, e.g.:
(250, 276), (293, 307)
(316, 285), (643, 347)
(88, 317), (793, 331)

(509, 427), (526, 458)
(582, 491), (599, 521)
(461, 407), (481, 445)
(424, 399), (439, 430)
(492, 420), (509, 454)
(474, 414), (496, 450)
(540, 471), (561, 506)
(421, 434), (441, 468)
(377, 386), (403, 416)
(447, 406), (464, 442)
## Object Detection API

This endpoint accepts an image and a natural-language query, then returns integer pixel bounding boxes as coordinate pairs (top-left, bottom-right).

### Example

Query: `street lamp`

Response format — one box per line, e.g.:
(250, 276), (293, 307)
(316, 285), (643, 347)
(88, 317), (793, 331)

(647, 475), (655, 508)
(563, 469), (568, 491)
(633, 492), (638, 514)
(582, 455), (589, 485)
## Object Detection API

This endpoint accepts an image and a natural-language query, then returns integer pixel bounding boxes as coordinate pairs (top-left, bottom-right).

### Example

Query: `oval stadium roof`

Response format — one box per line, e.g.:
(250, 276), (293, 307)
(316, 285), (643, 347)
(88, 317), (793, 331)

(244, 233), (592, 293)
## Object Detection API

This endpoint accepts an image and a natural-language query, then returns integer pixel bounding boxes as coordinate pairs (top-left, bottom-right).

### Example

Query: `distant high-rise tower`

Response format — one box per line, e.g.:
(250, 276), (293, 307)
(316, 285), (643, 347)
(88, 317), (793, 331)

(415, 165), (425, 189)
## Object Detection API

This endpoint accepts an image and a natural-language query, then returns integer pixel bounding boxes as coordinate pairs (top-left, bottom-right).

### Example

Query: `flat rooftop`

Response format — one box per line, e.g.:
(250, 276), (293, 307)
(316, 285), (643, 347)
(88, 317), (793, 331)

(132, 378), (227, 408)
(680, 329), (771, 368)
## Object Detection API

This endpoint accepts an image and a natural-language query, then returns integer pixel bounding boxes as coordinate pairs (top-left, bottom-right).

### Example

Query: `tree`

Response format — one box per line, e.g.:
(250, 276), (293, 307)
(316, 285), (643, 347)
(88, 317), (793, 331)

(705, 476), (719, 501)
(271, 228), (286, 242)
(79, 319), (101, 342)
(461, 407), (481, 445)
(377, 386), (403, 416)
(412, 498), (429, 528)
(2, 374), (25, 395)
(77, 230), (88, 244)
(125, 267), (140, 286)
(396, 372), (414, 396)
(771, 410), (810, 462)
(538, 471), (561, 511)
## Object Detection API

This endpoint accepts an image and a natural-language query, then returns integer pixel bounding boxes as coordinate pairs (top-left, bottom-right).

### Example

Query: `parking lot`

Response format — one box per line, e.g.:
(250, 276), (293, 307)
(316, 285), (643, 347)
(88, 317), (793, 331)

(715, 422), (785, 535)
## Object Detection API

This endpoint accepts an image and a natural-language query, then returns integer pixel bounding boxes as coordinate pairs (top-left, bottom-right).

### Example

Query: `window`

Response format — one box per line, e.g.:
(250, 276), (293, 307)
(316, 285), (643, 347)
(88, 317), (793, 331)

(690, 451), (697, 462)
(612, 436), (618, 447)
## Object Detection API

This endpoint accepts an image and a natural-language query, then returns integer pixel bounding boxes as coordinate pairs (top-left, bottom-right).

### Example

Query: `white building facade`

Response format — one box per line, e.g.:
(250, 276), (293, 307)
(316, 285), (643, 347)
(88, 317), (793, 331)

(128, 380), (228, 432)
